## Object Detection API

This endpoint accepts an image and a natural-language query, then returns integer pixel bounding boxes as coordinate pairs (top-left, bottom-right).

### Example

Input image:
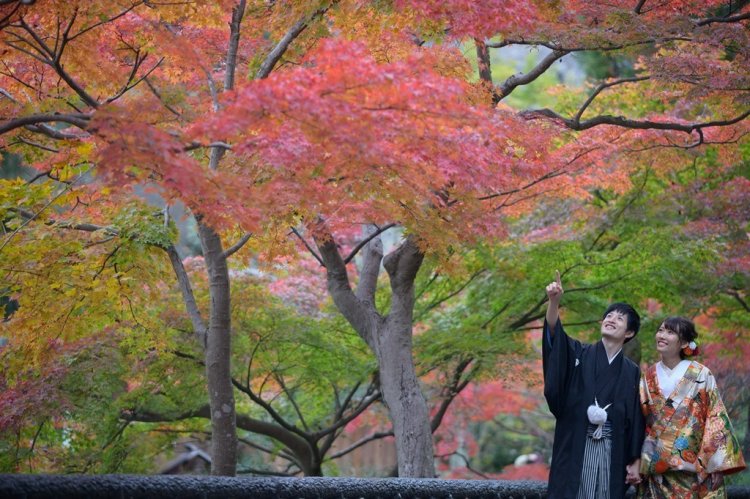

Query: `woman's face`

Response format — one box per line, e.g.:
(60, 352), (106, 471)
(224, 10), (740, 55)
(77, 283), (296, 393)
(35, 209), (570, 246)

(655, 322), (688, 359)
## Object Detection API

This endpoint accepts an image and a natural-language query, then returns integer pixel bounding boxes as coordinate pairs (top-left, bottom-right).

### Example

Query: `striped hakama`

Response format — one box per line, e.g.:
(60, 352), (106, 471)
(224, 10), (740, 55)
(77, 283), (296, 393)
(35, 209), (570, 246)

(577, 421), (612, 499)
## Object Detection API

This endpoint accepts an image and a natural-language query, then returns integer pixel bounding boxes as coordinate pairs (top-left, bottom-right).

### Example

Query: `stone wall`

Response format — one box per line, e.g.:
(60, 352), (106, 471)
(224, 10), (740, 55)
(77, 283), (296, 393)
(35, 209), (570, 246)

(1, 474), (749, 499)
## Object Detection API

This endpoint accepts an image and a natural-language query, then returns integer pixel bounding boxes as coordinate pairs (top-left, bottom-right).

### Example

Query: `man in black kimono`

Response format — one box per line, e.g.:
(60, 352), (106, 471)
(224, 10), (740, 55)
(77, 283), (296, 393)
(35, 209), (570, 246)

(542, 271), (644, 498)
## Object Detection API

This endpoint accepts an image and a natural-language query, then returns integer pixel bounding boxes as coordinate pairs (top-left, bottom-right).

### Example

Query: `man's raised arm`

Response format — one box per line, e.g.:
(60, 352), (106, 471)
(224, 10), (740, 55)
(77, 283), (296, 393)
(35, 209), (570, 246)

(545, 270), (564, 337)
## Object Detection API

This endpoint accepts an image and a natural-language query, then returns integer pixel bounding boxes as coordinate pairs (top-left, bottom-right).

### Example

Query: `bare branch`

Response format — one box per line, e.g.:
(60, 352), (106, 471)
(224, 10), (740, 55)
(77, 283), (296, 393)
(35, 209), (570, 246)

(522, 107), (750, 135)
(344, 223), (395, 264)
(697, 10), (750, 26)
(14, 137), (59, 153)
(165, 244), (207, 346)
(68, 2), (143, 41)
(316, 384), (381, 444)
(0, 112), (90, 135)
(430, 358), (475, 432)
(144, 78), (181, 116)
(633, 0), (648, 14)
(222, 232), (252, 258)
(415, 270), (487, 321)
(486, 37), (693, 54)
(207, 0), (246, 170)
(224, 0), (246, 91)
(291, 227), (324, 265)
(105, 56), (165, 105)
(255, 2), (337, 79)
(499, 49), (568, 99)
(25, 123), (82, 140)
(574, 76), (650, 124)
(231, 377), (308, 440)
(328, 429), (394, 459)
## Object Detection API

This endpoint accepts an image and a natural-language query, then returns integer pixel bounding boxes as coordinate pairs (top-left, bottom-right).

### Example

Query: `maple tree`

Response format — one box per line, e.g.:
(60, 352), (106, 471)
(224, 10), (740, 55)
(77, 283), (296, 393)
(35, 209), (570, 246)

(2, 0), (749, 478)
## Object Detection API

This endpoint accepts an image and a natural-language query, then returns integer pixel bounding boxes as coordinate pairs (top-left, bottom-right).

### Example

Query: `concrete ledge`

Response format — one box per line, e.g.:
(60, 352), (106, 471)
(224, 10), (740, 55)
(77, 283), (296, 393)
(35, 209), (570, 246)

(0, 474), (748, 499)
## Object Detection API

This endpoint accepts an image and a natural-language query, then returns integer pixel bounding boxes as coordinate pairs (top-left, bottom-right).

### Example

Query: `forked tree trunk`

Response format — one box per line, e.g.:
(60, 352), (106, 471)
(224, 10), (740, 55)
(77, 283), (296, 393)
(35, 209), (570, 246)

(316, 230), (435, 477)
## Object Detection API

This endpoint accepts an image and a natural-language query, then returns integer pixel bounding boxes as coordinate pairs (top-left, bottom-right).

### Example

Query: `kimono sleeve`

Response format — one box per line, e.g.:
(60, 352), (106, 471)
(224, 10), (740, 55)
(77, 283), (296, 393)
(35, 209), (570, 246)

(626, 365), (646, 464)
(542, 318), (581, 418)
(697, 369), (747, 476)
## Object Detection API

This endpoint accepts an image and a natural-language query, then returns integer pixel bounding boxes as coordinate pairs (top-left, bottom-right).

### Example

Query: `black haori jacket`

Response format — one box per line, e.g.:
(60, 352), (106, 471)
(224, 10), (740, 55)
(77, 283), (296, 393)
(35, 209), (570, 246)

(542, 319), (644, 499)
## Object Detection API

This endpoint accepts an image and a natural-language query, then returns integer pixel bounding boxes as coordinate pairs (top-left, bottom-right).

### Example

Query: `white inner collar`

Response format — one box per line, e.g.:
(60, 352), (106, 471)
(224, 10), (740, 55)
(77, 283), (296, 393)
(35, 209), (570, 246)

(656, 360), (691, 398)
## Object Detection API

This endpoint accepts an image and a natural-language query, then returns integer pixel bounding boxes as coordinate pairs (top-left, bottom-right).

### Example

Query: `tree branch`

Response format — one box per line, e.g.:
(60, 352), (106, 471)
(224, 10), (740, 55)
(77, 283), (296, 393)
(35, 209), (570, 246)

(327, 429), (394, 460)
(0, 112), (90, 135)
(415, 270), (487, 321)
(430, 358), (475, 432)
(696, 10), (750, 26)
(354, 225), (384, 303)
(255, 2), (336, 79)
(522, 108), (750, 135)
(315, 228), (377, 348)
(222, 233), (252, 259)
(165, 244), (207, 346)
(207, 0), (246, 170)
(499, 49), (568, 99)
(291, 227), (324, 266)
(474, 38), (493, 85)
(574, 76), (650, 124)
(382, 236), (424, 293)
(343, 223), (395, 264)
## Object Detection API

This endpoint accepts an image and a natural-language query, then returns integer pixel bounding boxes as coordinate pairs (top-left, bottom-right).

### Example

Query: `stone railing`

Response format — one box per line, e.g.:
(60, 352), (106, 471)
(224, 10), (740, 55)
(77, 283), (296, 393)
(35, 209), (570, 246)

(1, 474), (749, 498)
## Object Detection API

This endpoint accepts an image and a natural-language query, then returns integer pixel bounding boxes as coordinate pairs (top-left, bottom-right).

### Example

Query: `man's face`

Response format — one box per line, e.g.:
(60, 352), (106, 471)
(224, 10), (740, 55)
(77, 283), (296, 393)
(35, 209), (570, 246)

(600, 310), (634, 344)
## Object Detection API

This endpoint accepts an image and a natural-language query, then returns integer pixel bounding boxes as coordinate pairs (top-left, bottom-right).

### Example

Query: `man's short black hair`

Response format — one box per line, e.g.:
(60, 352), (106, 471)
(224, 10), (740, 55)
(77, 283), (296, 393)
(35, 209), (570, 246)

(603, 302), (640, 343)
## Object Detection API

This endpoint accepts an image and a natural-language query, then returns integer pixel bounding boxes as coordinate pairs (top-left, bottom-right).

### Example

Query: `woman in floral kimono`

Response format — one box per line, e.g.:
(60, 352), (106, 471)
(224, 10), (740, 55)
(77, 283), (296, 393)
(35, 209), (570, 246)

(638, 316), (746, 498)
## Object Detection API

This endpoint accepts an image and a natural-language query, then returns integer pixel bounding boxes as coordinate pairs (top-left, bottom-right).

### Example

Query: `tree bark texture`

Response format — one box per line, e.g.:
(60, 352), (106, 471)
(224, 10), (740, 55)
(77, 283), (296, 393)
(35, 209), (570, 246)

(198, 223), (238, 476)
(316, 231), (435, 477)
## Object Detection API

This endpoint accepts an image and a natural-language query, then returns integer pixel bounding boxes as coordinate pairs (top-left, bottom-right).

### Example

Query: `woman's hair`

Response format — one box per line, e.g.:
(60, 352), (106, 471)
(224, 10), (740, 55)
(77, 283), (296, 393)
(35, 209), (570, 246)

(603, 302), (641, 343)
(662, 316), (699, 359)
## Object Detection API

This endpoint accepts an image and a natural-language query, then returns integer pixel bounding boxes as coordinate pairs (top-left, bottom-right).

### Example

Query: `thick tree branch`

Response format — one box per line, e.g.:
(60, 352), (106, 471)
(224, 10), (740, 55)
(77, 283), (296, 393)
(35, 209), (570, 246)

(165, 244), (207, 346)
(383, 236), (424, 293)
(24, 123), (82, 140)
(696, 10), (750, 26)
(208, 0), (245, 170)
(0, 112), (90, 135)
(499, 49), (568, 98)
(474, 38), (493, 85)
(121, 404), (315, 475)
(255, 2), (336, 79)
(633, 0), (648, 14)
(485, 37), (691, 52)
(354, 225), (384, 304)
(315, 232), (376, 347)
(522, 108), (750, 135)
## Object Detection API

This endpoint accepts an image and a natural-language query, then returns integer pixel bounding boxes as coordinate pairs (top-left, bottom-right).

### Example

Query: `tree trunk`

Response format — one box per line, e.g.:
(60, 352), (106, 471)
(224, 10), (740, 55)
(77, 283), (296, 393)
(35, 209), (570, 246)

(198, 223), (237, 476)
(316, 230), (435, 477)
(380, 237), (434, 477)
